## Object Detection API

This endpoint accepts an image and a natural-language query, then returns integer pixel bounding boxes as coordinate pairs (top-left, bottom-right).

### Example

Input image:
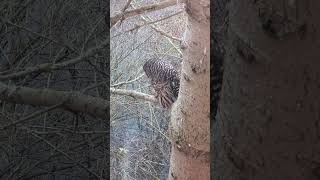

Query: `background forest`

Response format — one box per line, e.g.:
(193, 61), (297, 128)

(0, 0), (188, 179)
(0, 0), (108, 179)
(110, 0), (185, 179)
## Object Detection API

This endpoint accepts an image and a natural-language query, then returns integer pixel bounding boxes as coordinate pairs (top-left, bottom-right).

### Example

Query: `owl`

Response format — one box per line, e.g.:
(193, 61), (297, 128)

(143, 59), (180, 108)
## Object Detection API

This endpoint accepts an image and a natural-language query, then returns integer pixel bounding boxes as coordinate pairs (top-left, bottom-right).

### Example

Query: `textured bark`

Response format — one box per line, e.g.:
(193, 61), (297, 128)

(168, 0), (210, 179)
(214, 0), (320, 179)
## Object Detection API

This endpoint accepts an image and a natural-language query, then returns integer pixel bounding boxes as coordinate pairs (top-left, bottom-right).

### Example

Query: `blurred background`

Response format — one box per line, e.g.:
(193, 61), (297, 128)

(0, 0), (108, 179)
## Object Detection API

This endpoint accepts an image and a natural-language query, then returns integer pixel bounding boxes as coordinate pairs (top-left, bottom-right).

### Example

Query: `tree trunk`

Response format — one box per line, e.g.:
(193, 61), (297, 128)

(214, 0), (320, 179)
(168, 0), (210, 179)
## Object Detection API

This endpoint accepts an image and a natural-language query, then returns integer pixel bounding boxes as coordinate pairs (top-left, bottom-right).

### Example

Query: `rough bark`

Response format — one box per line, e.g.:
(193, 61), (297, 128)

(168, 0), (210, 179)
(214, 0), (320, 179)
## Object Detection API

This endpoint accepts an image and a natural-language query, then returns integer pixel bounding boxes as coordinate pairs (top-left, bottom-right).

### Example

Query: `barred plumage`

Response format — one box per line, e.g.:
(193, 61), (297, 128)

(143, 59), (180, 109)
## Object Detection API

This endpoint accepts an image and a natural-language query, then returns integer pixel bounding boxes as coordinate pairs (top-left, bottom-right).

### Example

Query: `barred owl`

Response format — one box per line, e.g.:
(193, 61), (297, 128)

(143, 59), (180, 109)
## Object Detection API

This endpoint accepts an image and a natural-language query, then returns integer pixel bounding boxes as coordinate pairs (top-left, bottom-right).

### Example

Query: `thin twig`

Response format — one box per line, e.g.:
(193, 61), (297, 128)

(111, 10), (183, 42)
(111, 73), (144, 87)
(131, 1), (183, 55)
(0, 38), (108, 80)
(0, 103), (63, 130)
(28, 130), (101, 179)
(4, 19), (75, 52)
(111, 0), (178, 27)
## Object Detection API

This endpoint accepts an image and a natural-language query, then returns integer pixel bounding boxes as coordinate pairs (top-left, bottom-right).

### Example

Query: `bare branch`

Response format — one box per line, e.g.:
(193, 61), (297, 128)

(110, 87), (157, 103)
(0, 39), (108, 80)
(81, 81), (107, 93)
(111, 73), (144, 87)
(151, 26), (182, 43)
(28, 130), (100, 179)
(0, 82), (108, 119)
(3, 19), (75, 52)
(130, 1), (183, 55)
(1, 103), (63, 130)
(121, 0), (133, 13)
(111, 10), (184, 42)
(110, 0), (178, 28)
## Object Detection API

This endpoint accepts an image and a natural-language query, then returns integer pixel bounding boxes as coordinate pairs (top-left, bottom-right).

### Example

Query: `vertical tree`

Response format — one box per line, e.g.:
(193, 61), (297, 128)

(110, 0), (211, 178)
(214, 0), (320, 179)
(168, 0), (210, 179)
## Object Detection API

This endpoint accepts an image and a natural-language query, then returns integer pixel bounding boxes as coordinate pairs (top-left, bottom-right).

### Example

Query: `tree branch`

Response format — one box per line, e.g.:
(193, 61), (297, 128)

(0, 82), (108, 119)
(121, 0), (133, 13)
(111, 10), (184, 42)
(110, 0), (178, 28)
(110, 87), (157, 103)
(110, 73), (144, 87)
(130, 1), (183, 55)
(0, 38), (108, 81)
(28, 130), (100, 179)
(3, 19), (75, 52)
(1, 103), (63, 129)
